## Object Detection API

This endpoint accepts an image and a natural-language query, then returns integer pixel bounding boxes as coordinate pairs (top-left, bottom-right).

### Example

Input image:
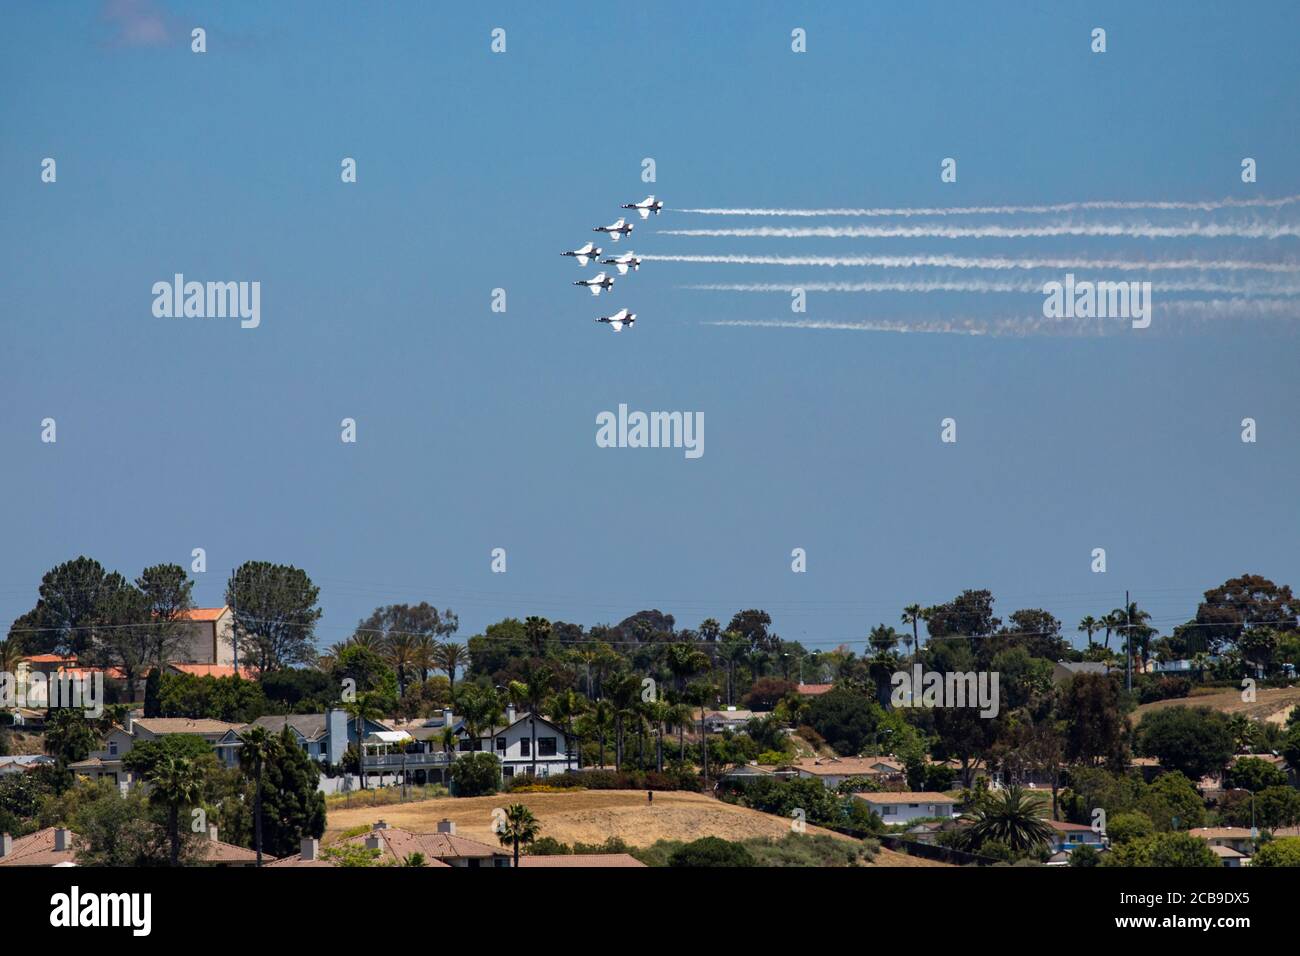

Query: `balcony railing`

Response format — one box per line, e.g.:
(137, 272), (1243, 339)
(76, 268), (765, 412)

(361, 751), (454, 769)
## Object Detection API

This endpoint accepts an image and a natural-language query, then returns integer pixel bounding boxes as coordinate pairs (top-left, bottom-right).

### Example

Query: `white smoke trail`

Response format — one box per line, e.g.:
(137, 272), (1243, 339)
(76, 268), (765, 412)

(642, 253), (1300, 273)
(685, 279), (1300, 296)
(702, 300), (1300, 338)
(675, 194), (1300, 217)
(660, 221), (1300, 239)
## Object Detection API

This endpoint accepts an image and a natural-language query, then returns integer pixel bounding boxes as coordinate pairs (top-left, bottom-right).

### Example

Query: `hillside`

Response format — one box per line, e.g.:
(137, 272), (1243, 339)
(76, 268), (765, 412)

(1131, 685), (1300, 725)
(325, 789), (949, 867)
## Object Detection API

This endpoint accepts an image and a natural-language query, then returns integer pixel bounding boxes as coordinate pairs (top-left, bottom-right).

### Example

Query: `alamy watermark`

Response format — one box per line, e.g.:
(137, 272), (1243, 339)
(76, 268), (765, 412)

(890, 665), (1000, 718)
(152, 274), (261, 329)
(595, 404), (704, 459)
(0, 670), (103, 718)
(1042, 273), (1151, 329)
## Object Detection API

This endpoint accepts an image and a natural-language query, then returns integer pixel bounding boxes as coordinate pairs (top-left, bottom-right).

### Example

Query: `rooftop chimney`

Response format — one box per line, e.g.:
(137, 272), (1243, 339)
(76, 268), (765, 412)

(442, 707), (453, 726)
(208, 824), (219, 842)
(54, 828), (69, 852)
(373, 819), (389, 830)
(0, 833), (12, 857)
(506, 704), (517, 724)
(365, 835), (381, 851)
(436, 819), (456, 835)
(301, 837), (319, 862)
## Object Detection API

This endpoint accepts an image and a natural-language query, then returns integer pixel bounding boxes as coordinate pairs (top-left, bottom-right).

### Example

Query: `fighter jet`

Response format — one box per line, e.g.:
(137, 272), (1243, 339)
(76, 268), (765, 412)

(596, 308), (636, 332)
(601, 251), (642, 275)
(593, 217), (634, 242)
(561, 242), (602, 266)
(574, 271), (614, 296)
(621, 195), (664, 219)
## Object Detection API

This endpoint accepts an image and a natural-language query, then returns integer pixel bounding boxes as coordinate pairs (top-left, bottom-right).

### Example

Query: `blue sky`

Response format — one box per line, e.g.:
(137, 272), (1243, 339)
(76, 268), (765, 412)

(1, 1), (1297, 655)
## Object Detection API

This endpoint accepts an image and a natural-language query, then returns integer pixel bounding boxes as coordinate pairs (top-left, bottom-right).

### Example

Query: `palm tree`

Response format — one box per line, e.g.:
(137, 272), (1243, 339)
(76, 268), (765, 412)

(1101, 610), (1124, 651)
(1192, 651), (1211, 683)
(605, 673), (641, 771)
(645, 699), (672, 772)
(523, 616), (552, 659)
(960, 784), (1055, 856)
(901, 604), (924, 660)
(402, 852), (428, 867)
(496, 803), (541, 866)
(434, 641), (465, 699)
(548, 689), (586, 771)
(439, 724), (458, 783)
(590, 699), (612, 768)
(385, 633), (417, 696)
(668, 701), (694, 763)
(148, 753), (206, 866)
(238, 725), (278, 866)
(1078, 615), (1100, 649)
(0, 634), (25, 676)
(412, 634), (438, 684)
(345, 691), (386, 790)
(510, 664), (553, 777)
(1111, 602), (1154, 669)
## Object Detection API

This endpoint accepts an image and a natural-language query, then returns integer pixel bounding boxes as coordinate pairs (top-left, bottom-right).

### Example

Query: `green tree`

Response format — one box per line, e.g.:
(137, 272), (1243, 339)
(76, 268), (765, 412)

(147, 753), (207, 866)
(1251, 836), (1300, 867)
(959, 785), (1054, 856)
(1224, 756), (1289, 793)
(451, 752), (501, 797)
(669, 836), (756, 867)
(254, 727), (326, 857)
(238, 725), (277, 865)
(1102, 832), (1220, 867)
(1106, 811), (1155, 845)
(496, 802), (541, 865)
(224, 561), (322, 673)
(1136, 707), (1235, 781)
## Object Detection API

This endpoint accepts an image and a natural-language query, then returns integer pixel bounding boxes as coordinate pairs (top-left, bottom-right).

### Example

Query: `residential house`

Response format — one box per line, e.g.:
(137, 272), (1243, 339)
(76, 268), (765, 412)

(703, 708), (770, 733)
(1044, 820), (1106, 855)
(69, 715), (246, 788)
(0, 824), (255, 866)
(796, 683), (834, 697)
(172, 607), (238, 667)
(0, 755), (55, 776)
(1051, 661), (1111, 685)
(400, 705), (576, 782)
(791, 756), (906, 789)
(271, 820), (510, 868)
(854, 791), (959, 824)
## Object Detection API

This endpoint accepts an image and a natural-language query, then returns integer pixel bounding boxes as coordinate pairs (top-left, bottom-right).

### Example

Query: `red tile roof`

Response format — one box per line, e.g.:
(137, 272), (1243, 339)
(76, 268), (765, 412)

(177, 607), (228, 622)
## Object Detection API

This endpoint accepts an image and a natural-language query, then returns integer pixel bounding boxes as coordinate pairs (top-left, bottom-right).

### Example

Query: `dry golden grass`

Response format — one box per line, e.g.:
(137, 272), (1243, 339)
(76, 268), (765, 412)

(1132, 685), (1300, 725)
(325, 789), (948, 866)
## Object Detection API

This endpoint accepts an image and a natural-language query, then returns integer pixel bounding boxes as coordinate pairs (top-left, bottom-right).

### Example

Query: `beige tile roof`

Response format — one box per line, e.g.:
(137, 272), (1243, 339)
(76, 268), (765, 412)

(792, 756), (904, 776)
(0, 828), (79, 867)
(133, 717), (246, 736)
(518, 853), (646, 867)
(855, 791), (958, 805)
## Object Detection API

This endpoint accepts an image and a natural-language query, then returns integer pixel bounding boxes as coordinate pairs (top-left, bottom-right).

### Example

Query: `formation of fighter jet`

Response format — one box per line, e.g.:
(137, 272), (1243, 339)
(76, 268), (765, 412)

(593, 217), (634, 242)
(621, 195), (664, 219)
(561, 241), (602, 266)
(574, 271), (614, 296)
(596, 308), (635, 332)
(560, 198), (663, 330)
(601, 251), (642, 275)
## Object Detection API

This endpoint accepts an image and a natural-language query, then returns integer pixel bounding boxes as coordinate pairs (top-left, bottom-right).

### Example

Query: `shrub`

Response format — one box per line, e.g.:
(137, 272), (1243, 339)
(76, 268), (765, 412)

(1251, 836), (1300, 867)
(669, 836), (756, 867)
(450, 752), (501, 797)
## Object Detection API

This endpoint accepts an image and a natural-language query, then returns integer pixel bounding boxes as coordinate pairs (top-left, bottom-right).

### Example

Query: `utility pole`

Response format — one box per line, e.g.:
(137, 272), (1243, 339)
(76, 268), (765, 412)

(1125, 590), (1132, 692)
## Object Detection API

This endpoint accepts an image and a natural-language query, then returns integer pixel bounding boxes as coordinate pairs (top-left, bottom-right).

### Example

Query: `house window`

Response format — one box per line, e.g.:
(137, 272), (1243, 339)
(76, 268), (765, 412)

(502, 766), (514, 778)
(882, 806), (896, 816)
(496, 738), (506, 752)
(458, 740), (474, 752)
(538, 737), (557, 757)
(109, 741), (118, 756)
(519, 738), (531, 757)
